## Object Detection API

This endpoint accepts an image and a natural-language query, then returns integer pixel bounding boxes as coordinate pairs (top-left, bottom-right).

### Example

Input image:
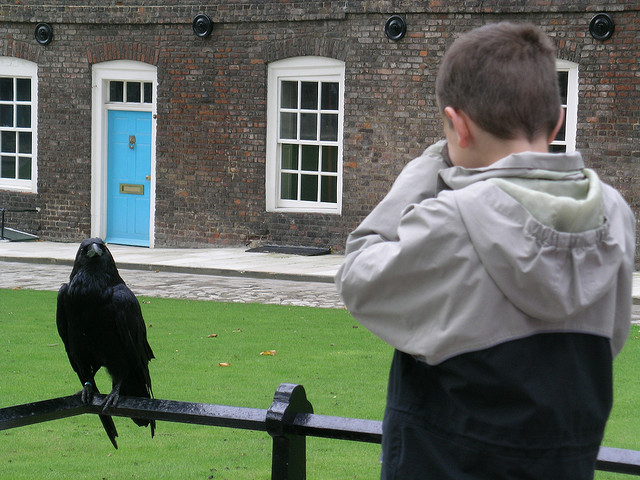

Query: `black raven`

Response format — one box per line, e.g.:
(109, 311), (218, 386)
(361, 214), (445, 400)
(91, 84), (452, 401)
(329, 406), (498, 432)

(56, 237), (155, 448)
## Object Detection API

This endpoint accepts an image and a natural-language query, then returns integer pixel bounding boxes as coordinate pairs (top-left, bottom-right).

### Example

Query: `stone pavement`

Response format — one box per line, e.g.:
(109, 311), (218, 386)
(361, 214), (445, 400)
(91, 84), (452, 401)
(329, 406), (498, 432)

(0, 241), (342, 283)
(0, 241), (639, 319)
(0, 241), (345, 309)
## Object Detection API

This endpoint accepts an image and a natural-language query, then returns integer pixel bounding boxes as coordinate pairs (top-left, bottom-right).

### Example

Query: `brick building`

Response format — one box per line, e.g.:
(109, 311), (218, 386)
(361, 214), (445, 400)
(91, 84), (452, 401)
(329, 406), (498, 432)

(0, 1), (638, 264)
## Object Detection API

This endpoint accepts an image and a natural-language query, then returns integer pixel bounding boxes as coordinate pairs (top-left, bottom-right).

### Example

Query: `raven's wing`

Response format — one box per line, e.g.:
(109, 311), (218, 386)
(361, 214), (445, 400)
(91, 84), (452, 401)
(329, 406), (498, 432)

(109, 282), (156, 436)
(56, 283), (119, 449)
(56, 284), (86, 378)
(111, 283), (154, 394)
(56, 283), (93, 379)
(56, 284), (72, 359)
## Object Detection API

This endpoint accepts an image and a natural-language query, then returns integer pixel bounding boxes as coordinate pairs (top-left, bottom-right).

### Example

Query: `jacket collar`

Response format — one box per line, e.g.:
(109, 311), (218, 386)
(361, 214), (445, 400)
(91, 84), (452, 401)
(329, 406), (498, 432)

(439, 149), (586, 190)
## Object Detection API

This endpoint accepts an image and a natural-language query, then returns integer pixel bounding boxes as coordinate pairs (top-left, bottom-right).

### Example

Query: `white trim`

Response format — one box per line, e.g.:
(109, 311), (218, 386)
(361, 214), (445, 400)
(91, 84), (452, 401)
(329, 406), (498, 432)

(554, 59), (579, 153)
(91, 60), (157, 247)
(266, 57), (345, 214)
(0, 57), (38, 193)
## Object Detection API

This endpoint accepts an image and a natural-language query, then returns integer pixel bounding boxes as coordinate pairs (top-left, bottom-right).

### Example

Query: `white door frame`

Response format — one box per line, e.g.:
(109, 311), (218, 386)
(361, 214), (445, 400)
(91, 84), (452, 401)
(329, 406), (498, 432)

(91, 60), (157, 247)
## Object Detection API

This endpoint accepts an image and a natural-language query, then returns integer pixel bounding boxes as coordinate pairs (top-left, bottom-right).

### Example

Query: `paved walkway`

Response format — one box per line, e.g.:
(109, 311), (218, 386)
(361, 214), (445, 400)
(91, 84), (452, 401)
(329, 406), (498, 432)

(0, 241), (345, 309)
(1, 241), (639, 318)
(0, 241), (342, 283)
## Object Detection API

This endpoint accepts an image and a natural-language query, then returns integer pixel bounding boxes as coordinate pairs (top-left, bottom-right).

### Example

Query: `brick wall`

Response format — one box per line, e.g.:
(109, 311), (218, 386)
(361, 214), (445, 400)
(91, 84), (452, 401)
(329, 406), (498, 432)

(0, 1), (638, 265)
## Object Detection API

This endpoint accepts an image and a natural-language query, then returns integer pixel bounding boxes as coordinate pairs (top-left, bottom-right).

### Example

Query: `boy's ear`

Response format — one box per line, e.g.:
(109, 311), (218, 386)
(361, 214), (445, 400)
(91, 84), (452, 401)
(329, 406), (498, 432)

(548, 108), (565, 144)
(444, 106), (472, 148)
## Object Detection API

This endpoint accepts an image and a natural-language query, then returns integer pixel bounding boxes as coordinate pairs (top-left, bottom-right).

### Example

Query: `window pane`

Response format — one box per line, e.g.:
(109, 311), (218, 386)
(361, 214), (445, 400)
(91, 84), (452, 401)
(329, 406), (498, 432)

(301, 82), (318, 110)
(321, 175), (337, 203)
(18, 156), (31, 180)
(301, 174), (318, 201)
(18, 131), (32, 154)
(281, 81), (298, 109)
(554, 108), (566, 142)
(16, 78), (31, 101)
(144, 82), (153, 103)
(300, 113), (317, 140)
(0, 78), (13, 101)
(557, 71), (568, 105)
(127, 82), (141, 103)
(549, 144), (566, 153)
(322, 146), (338, 172)
(17, 105), (30, 128)
(320, 114), (338, 141)
(321, 82), (339, 110)
(301, 145), (319, 171)
(2, 131), (16, 153)
(1, 156), (16, 178)
(0, 104), (13, 127)
(281, 173), (298, 200)
(280, 112), (297, 139)
(281, 144), (298, 170)
(110, 81), (124, 102)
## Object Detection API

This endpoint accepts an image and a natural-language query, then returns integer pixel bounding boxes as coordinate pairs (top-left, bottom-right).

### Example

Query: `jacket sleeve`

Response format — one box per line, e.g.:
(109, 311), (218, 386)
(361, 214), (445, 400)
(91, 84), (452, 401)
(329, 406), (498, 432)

(343, 140), (451, 256)
(606, 185), (637, 357)
(335, 190), (469, 355)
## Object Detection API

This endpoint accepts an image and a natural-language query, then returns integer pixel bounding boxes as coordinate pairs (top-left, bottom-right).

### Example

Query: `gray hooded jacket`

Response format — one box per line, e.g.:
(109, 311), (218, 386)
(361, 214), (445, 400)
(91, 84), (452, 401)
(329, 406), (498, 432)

(336, 141), (635, 365)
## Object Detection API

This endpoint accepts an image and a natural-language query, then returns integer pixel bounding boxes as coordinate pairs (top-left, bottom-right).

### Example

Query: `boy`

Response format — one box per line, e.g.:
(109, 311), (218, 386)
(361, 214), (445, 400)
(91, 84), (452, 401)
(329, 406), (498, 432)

(335, 23), (635, 479)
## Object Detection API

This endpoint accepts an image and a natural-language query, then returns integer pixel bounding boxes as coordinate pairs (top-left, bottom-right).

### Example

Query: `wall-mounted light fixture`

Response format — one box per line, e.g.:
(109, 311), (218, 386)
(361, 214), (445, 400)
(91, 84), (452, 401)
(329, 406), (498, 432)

(385, 15), (407, 41)
(589, 13), (615, 41)
(35, 23), (53, 46)
(193, 14), (213, 39)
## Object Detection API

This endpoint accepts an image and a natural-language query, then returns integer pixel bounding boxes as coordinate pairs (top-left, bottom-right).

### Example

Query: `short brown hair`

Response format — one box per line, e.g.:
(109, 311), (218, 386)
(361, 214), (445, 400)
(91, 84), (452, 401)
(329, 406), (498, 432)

(436, 22), (561, 141)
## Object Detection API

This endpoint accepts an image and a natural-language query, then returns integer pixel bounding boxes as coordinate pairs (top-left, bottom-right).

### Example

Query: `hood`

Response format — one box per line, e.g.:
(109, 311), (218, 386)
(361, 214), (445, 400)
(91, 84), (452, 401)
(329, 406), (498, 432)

(441, 151), (627, 322)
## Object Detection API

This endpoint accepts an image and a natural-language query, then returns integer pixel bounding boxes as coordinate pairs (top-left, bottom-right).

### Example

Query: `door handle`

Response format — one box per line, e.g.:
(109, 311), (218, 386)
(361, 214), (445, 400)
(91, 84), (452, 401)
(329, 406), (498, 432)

(129, 135), (136, 149)
(145, 175), (151, 181)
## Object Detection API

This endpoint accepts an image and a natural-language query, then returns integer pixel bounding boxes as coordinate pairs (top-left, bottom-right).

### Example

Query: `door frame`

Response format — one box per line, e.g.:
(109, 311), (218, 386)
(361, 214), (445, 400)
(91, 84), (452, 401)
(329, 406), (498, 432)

(91, 60), (157, 247)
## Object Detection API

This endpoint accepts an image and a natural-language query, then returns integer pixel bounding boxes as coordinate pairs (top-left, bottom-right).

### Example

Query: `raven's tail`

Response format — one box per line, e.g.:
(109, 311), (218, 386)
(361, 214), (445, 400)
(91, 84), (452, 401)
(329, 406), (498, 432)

(99, 414), (119, 449)
(132, 417), (156, 437)
(122, 377), (156, 438)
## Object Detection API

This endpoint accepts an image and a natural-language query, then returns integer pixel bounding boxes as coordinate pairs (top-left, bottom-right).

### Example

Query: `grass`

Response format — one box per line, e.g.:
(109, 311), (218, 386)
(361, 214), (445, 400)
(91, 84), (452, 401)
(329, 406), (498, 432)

(1, 289), (390, 479)
(1, 288), (639, 479)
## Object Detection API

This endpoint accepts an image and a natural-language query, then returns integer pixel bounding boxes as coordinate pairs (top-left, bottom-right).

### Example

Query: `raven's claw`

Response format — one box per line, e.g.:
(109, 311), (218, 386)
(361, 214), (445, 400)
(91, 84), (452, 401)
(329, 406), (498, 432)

(102, 382), (121, 414)
(81, 381), (94, 405)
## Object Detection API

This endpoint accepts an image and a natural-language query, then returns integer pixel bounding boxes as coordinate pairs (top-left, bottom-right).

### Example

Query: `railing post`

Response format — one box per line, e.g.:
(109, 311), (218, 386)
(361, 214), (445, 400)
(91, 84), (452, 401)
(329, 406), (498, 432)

(266, 383), (314, 480)
(1, 208), (5, 240)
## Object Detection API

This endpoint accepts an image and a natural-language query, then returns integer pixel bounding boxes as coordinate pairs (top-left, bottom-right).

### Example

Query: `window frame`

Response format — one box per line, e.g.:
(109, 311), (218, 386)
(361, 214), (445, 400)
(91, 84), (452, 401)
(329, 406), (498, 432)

(552, 60), (579, 153)
(266, 56), (345, 214)
(0, 57), (38, 192)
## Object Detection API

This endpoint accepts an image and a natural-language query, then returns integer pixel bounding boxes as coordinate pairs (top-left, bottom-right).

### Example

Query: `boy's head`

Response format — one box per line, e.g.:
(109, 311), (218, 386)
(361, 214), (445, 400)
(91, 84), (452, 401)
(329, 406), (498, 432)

(436, 22), (561, 144)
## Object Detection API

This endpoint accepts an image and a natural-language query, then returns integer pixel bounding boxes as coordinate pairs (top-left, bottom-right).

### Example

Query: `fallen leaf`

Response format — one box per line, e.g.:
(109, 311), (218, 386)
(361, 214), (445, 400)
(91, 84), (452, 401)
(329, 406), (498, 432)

(260, 350), (277, 356)
(207, 334), (218, 338)
(218, 362), (231, 367)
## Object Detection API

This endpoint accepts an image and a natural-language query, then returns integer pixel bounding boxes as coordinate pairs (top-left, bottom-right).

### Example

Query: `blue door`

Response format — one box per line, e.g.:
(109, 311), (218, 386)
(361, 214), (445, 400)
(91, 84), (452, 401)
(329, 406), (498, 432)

(106, 110), (152, 247)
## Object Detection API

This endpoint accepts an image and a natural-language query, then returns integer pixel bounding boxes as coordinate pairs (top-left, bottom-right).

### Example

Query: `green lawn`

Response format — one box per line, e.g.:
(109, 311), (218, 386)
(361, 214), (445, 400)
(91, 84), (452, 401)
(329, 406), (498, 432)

(1, 288), (639, 479)
(1, 289), (390, 479)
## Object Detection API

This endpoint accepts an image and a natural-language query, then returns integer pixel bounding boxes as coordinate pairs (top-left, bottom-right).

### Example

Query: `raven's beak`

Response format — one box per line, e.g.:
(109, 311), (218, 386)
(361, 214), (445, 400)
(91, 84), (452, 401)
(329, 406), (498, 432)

(86, 243), (103, 258)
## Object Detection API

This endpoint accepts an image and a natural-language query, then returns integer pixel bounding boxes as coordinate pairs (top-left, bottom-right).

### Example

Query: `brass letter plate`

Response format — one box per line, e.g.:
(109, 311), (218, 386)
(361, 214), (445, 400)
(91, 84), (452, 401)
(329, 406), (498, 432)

(119, 183), (144, 195)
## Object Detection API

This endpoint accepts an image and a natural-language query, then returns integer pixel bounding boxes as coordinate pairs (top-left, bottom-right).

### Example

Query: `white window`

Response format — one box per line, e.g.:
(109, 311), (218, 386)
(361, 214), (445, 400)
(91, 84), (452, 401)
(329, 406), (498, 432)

(552, 60), (579, 153)
(0, 57), (37, 192)
(266, 57), (345, 214)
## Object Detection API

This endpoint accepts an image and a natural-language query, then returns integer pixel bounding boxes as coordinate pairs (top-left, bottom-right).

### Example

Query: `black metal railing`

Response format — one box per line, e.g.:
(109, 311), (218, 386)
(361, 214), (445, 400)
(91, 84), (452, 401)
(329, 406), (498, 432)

(0, 207), (39, 241)
(1, 383), (639, 478)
